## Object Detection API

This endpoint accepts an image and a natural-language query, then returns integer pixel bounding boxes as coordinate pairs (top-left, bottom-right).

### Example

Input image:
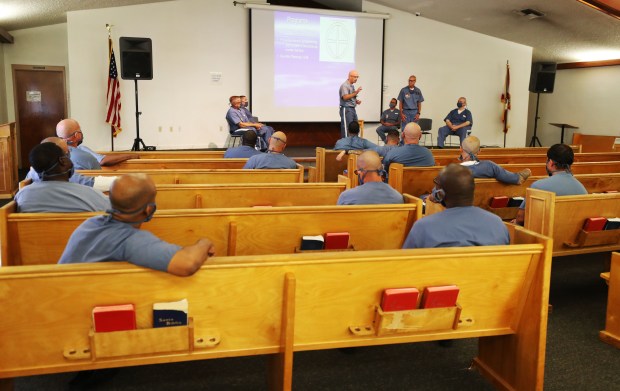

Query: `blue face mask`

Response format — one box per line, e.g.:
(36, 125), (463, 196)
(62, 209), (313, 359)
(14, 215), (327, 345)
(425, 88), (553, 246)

(107, 203), (157, 224)
(431, 186), (446, 207)
(389, 103), (396, 109)
(457, 102), (464, 108)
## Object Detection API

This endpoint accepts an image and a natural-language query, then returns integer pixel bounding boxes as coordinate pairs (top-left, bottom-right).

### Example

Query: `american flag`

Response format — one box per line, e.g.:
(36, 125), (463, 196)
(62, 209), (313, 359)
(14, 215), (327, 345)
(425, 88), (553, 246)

(106, 37), (122, 137)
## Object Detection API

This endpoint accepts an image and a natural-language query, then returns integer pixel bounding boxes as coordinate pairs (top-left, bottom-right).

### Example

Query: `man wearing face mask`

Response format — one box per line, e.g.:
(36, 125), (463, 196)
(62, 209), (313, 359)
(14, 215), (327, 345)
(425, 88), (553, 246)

(375, 98), (401, 143)
(437, 97), (473, 148)
(382, 122), (435, 172)
(515, 143), (587, 225)
(56, 118), (139, 170)
(403, 163), (509, 248)
(459, 136), (531, 184)
(15, 142), (110, 212)
(398, 75), (424, 129)
(59, 174), (215, 277)
(337, 151), (403, 205)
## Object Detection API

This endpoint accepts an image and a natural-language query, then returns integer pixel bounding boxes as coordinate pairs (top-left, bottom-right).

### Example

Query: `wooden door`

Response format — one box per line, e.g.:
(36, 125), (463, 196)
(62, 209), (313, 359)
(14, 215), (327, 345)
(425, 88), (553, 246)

(12, 65), (67, 168)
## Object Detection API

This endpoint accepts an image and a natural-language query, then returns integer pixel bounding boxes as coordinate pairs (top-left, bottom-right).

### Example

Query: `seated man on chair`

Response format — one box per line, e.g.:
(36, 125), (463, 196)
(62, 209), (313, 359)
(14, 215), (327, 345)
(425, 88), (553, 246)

(337, 151), (403, 205)
(375, 98), (401, 143)
(59, 174), (215, 277)
(226, 95), (274, 151)
(460, 136), (531, 184)
(223, 130), (262, 158)
(403, 163), (510, 248)
(437, 97), (472, 148)
(244, 131), (297, 169)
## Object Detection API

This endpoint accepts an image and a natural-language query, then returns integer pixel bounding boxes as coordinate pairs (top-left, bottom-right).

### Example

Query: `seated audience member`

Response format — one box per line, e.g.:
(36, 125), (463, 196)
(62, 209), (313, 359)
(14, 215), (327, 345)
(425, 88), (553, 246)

(223, 130), (262, 158)
(226, 95), (274, 150)
(460, 136), (531, 184)
(240, 95), (258, 121)
(373, 129), (400, 158)
(515, 143), (587, 225)
(243, 131), (297, 169)
(334, 121), (376, 151)
(337, 151), (403, 205)
(382, 122), (435, 171)
(58, 174), (215, 276)
(56, 118), (139, 170)
(437, 97), (473, 148)
(375, 98), (401, 143)
(15, 142), (110, 213)
(403, 163), (510, 248)
(26, 137), (95, 187)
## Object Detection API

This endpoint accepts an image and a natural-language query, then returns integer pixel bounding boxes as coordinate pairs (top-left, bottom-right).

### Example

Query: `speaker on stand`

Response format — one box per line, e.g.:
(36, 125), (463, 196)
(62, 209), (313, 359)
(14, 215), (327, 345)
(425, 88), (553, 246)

(529, 62), (556, 147)
(119, 37), (155, 151)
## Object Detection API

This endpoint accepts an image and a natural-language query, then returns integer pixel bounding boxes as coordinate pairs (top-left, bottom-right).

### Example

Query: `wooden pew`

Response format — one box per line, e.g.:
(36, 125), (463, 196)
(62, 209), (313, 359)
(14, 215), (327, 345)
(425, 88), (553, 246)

(99, 150), (226, 159)
(155, 183), (347, 209)
(314, 147), (355, 182)
(524, 189), (620, 256)
(600, 252), (620, 349)
(0, 224), (552, 391)
(430, 145), (581, 155)
(389, 161), (620, 196)
(0, 200), (421, 267)
(572, 133), (617, 152)
(101, 158), (248, 170)
(432, 152), (620, 166)
(78, 167), (305, 184)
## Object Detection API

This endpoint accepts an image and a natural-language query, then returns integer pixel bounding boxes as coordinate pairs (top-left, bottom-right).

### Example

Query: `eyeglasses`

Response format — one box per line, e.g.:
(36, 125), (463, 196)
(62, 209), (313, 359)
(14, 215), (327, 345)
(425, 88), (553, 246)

(62, 130), (82, 140)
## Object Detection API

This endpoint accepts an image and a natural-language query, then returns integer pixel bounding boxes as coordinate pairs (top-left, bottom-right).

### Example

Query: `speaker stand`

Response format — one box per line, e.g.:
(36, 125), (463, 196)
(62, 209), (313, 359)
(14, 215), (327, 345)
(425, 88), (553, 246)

(131, 79), (147, 151)
(529, 92), (542, 147)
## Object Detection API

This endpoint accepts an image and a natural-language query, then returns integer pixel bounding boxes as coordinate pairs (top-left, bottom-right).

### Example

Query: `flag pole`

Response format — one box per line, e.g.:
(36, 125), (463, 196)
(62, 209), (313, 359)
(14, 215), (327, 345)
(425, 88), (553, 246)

(107, 24), (115, 151)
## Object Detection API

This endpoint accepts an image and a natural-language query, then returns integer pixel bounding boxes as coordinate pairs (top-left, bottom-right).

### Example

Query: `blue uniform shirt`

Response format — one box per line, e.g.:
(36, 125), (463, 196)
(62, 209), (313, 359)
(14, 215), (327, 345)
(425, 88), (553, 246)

(339, 81), (356, 107)
(519, 172), (587, 209)
(244, 152), (297, 169)
(15, 181), (110, 212)
(334, 136), (377, 151)
(461, 160), (520, 184)
(381, 108), (401, 127)
(397, 86), (424, 111)
(226, 107), (250, 132)
(69, 146), (102, 170)
(382, 144), (435, 171)
(58, 215), (181, 272)
(373, 144), (397, 158)
(26, 167), (95, 187)
(337, 181), (404, 205)
(402, 206), (510, 248)
(224, 145), (262, 158)
(444, 108), (473, 126)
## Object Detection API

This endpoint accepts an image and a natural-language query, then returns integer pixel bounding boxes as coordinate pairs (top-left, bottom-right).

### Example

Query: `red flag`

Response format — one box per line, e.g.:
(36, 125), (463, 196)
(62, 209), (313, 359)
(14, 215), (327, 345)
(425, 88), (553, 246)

(106, 37), (122, 137)
(500, 61), (511, 134)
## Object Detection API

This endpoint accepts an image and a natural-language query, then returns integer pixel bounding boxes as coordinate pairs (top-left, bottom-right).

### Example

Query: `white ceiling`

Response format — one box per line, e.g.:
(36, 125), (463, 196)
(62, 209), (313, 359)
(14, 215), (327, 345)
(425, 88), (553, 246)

(1, 0), (619, 63)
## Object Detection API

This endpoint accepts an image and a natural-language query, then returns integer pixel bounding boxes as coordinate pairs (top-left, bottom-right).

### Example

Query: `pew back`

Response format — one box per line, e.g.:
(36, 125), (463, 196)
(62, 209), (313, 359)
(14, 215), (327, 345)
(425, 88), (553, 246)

(99, 150), (226, 159)
(314, 147), (354, 182)
(0, 225), (551, 391)
(432, 152), (620, 166)
(600, 252), (620, 349)
(101, 158), (248, 170)
(0, 200), (421, 267)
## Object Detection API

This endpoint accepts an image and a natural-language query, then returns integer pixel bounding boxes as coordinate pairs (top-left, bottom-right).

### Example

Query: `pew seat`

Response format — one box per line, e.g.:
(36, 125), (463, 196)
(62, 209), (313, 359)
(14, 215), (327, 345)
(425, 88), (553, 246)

(600, 252), (620, 349)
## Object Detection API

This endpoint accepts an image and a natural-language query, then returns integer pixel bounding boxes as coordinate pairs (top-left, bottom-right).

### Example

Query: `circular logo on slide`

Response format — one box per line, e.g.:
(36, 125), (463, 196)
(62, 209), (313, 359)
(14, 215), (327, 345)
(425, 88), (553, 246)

(326, 22), (350, 59)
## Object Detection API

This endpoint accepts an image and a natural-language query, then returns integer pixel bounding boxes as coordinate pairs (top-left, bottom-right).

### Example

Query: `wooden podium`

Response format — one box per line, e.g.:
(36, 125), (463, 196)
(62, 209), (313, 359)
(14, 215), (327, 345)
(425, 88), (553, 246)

(0, 123), (18, 199)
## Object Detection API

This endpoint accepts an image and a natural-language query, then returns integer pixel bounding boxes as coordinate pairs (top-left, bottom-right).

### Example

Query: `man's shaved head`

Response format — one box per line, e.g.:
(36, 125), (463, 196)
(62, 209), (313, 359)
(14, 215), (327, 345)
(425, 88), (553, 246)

(109, 174), (156, 213)
(269, 131), (288, 152)
(41, 137), (69, 155)
(403, 122), (422, 144)
(438, 163), (475, 208)
(56, 119), (80, 139)
(357, 150), (382, 171)
(461, 136), (480, 155)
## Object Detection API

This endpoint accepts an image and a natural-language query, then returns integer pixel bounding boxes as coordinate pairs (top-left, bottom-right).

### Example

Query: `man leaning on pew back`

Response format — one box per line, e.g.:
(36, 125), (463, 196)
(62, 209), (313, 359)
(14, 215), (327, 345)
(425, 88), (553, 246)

(460, 136), (531, 184)
(403, 163), (510, 248)
(59, 174), (215, 277)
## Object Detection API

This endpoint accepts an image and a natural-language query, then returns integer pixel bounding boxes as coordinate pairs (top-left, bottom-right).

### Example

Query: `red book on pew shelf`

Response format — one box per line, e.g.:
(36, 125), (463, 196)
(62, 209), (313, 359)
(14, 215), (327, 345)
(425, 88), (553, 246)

(381, 288), (419, 312)
(421, 286), (459, 309)
(324, 232), (350, 250)
(92, 304), (136, 332)
(489, 196), (509, 208)
(582, 217), (607, 232)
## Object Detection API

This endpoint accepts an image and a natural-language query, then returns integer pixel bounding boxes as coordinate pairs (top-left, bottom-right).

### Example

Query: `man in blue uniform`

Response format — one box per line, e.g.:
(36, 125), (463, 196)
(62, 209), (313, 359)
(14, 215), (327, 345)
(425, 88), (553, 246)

(339, 70), (362, 138)
(516, 143), (587, 225)
(26, 137), (95, 187)
(373, 130), (400, 158)
(59, 174), (215, 276)
(337, 151), (403, 205)
(244, 131), (297, 169)
(56, 118), (139, 169)
(403, 163), (510, 248)
(437, 97), (473, 148)
(459, 136), (531, 184)
(397, 75), (424, 129)
(334, 121), (376, 151)
(382, 122), (435, 171)
(375, 98), (401, 143)
(223, 130), (262, 158)
(15, 142), (110, 213)
(226, 95), (274, 150)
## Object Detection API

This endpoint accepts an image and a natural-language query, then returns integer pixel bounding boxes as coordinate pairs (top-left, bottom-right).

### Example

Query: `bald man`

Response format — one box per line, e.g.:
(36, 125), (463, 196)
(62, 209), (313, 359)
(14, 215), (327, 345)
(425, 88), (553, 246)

(382, 122), (435, 171)
(460, 136), (531, 184)
(339, 70), (362, 138)
(337, 151), (403, 205)
(243, 131), (297, 169)
(56, 118), (139, 170)
(15, 142), (110, 213)
(403, 164), (509, 248)
(59, 174), (215, 276)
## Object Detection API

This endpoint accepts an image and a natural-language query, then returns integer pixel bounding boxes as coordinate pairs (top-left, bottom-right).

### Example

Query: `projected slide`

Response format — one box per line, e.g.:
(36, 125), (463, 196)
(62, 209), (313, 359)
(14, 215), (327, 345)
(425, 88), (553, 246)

(274, 11), (356, 107)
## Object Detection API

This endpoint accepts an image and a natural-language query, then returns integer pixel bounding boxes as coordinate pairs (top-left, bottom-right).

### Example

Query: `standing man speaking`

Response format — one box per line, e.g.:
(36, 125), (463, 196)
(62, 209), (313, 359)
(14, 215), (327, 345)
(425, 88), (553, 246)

(398, 75), (424, 129)
(339, 70), (362, 138)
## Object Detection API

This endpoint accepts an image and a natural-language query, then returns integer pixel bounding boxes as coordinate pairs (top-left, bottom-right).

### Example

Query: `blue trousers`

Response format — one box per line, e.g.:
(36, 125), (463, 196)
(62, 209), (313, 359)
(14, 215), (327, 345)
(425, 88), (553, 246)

(339, 106), (358, 138)
(437, 125), (471, 148)
(375, 125), (399, 143)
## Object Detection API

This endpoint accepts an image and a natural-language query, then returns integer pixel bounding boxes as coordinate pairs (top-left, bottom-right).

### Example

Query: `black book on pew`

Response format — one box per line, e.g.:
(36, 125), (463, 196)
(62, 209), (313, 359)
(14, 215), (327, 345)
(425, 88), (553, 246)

(300, 235), (324, 250)
(604, 218), (620, 231)
(507, 196), (524, 207)
(153, 298), (188, 328)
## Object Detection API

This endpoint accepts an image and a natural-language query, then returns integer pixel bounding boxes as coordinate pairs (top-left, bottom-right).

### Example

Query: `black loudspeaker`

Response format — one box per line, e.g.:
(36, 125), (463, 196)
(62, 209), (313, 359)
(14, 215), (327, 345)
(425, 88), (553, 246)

(529, 62), (556, 93)
(119, 37), (153, 80)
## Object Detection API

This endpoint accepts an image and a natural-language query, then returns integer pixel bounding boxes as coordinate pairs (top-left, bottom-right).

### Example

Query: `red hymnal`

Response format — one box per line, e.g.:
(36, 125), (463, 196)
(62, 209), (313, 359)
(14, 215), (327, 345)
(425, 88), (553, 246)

(92, 304), (137, 332)
(489, 196), (509, 208)
(381, 288), (419, 311)
(324, 232), (350, 250)
(582, 217), (607, 232)
(420, 286), (459, 309)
